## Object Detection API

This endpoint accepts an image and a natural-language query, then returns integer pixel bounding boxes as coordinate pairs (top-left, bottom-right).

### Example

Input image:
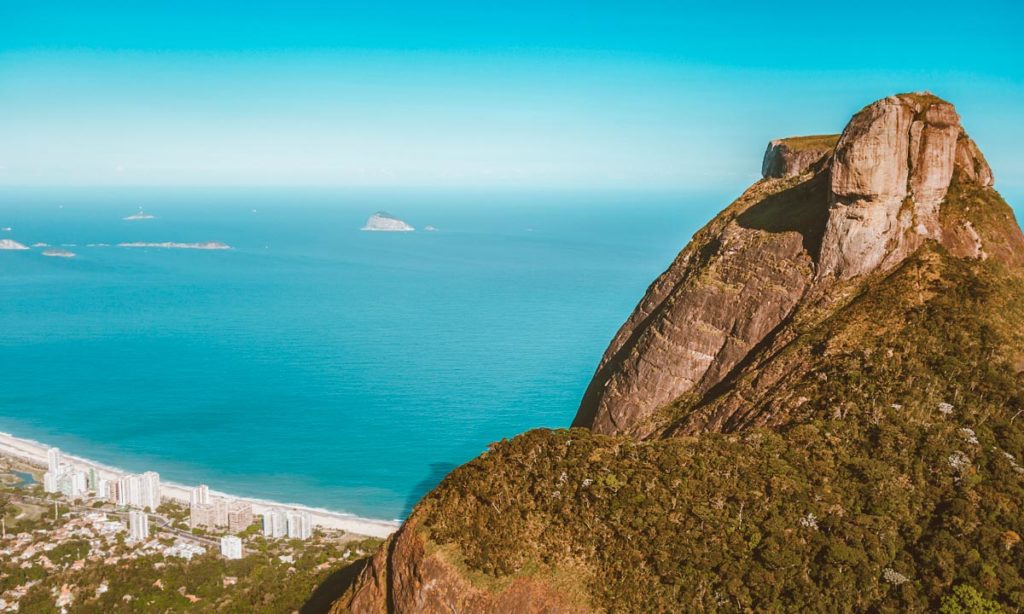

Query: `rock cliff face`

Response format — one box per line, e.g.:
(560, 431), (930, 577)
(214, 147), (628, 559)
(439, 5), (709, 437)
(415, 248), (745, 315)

(573, 92), (1011, 437)
(761, 134), (838, 178)
(338, 518), (579, 614)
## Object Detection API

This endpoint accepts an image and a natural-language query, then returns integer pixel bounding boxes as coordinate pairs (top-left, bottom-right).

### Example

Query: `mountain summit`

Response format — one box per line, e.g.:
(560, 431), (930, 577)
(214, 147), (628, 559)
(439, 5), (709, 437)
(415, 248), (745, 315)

(573, 92), (1022, 439)
(330, 94), (1024, 612)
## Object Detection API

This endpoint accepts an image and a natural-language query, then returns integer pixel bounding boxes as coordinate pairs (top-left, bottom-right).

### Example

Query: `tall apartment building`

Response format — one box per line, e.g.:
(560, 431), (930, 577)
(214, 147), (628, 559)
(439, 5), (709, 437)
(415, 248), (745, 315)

(116, 472), (161, 510)
(141, 471), (161, 510)
(190, 484), (210, 507)
(128, 511), (149, 542)
(286, 510), (313, 540)
(227, 500), (253, 533)
(190, 499), (253, 533)
(262, 508), (288, 538)
(58, 471), (88, 499)
(95, 477), (110, 499)
(219, 535), (243, 560)
(43, 471), (59, 494)
(46, 447), (62, 474)
(261, 508), (313, 540)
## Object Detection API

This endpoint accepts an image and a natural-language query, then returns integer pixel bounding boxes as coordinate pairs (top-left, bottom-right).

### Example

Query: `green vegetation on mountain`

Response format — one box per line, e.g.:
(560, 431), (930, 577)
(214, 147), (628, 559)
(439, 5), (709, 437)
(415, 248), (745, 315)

(415, 247), (1024, 611)
(776, 133), (841, 151)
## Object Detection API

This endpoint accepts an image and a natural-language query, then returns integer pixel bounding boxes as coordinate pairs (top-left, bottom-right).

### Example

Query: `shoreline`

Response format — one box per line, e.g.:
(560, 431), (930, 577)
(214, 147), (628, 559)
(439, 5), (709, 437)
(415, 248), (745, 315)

(0, 431), (399, 539)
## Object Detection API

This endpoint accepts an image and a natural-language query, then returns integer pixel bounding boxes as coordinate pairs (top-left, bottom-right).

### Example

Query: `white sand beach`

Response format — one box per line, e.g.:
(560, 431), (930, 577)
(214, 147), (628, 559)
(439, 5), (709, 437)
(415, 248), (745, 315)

(0, 431), (399, 539)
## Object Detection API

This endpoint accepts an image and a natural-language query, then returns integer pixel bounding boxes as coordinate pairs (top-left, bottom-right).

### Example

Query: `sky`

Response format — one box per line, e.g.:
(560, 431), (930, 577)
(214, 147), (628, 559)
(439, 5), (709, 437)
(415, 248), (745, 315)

(0, 1), (1022, 191)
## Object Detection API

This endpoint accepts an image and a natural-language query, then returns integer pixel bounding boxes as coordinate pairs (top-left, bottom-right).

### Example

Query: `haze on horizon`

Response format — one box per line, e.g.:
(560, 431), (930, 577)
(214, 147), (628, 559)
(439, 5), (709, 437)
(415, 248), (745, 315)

(0, 0), (1021, 192)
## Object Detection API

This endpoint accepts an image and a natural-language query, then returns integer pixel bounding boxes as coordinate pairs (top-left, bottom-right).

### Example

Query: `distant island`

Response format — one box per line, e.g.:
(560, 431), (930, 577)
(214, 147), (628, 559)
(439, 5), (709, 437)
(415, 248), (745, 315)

(123, 209), (156, 221)
(0, 239), (29, 250)
(118, 242), (231, 250)
(42, 249), (76, 258)
(361, 211), (414, 232)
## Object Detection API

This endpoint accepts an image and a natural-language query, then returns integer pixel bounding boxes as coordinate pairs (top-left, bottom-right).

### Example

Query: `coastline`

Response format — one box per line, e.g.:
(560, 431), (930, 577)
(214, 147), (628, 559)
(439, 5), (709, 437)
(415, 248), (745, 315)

(0, 431), (399, 539)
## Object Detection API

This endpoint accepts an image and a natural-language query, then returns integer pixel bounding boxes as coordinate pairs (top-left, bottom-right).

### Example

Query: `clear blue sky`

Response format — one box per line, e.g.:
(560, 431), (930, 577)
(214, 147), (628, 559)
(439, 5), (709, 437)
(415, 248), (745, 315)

(1, 1), (1021, 191)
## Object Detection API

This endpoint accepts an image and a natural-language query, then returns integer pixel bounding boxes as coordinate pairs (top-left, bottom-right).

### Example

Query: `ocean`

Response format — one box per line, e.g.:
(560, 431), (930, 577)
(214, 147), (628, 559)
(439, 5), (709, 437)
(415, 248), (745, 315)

(5, 186), (1019, 521)
(0, 186), (732, 521)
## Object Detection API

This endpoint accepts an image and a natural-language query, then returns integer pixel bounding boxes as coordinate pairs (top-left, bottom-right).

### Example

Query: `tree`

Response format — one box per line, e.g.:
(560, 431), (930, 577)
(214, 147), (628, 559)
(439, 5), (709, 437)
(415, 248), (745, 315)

(938, 586), (1002, 614)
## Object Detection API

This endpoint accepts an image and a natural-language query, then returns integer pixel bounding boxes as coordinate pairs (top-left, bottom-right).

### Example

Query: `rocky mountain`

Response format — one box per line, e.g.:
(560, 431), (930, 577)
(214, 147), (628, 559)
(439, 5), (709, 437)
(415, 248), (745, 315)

(574, 92), (1021, 439)
(329, 93), (1024, 612)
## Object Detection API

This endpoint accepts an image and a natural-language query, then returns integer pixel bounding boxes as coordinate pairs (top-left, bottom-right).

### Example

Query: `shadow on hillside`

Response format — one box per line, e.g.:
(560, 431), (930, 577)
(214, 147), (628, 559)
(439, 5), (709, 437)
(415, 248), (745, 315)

(300, 557), (369, 614)
(735, 171), (830, 257)
(401, 462), (457, 518)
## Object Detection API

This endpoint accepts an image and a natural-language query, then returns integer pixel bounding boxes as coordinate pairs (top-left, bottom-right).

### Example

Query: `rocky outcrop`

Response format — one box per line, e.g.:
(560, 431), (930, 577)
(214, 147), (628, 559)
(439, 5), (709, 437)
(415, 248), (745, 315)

(0, 239), (30, 250)
(574, 92), (1009, 437)
(333, 518), (583, 614)
(818, 93), (985, 279)
(761, 135), (838, 178)
(572, 175), (827, 437)
(362, 212), (414, 232)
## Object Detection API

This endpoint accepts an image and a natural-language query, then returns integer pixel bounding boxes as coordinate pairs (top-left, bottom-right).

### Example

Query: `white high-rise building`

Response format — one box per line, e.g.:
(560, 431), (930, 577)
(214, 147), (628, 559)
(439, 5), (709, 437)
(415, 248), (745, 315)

(220, 535), (243, 559)
(96, 478), (110, 500)
(128, 511), (149, 542)
(57, 470), (88, 499)
(190, 484), (210, 507)
(115, 473), (161, 510)
(286, 510), (313, 540)
(141, 472), (161, 510)
(43, 471), (60, 494)
(262, 508), (288, 538)
(116, 476), (133, 507)
(46, 447), (62, 474)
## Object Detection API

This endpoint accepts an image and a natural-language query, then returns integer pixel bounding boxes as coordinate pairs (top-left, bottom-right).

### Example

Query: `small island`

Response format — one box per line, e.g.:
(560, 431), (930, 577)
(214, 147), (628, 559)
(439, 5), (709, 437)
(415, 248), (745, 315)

(0, 239), (29, 250)
(361, 211), (414, 232)
(123, 209), (156, 221)
(42, 249), (76, 258)
(118, 242), (231, 250)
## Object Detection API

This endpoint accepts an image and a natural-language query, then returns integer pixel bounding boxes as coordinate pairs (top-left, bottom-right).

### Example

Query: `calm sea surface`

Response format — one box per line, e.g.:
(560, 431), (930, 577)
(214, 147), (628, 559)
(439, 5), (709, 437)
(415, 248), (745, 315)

(3, 186), (1018, 520)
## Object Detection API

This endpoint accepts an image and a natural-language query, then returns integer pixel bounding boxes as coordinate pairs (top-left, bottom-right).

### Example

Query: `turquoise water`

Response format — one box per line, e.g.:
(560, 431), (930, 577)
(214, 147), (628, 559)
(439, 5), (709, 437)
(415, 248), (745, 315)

(2, 186), (1021, 521)
(11, 471), (35, 487)
(0, 187), (730, 521)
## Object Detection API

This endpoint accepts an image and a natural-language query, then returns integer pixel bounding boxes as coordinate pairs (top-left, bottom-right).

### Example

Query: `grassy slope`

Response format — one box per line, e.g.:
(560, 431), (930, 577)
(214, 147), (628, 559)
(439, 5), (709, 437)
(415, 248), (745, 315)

(413, 247), (1024, 612)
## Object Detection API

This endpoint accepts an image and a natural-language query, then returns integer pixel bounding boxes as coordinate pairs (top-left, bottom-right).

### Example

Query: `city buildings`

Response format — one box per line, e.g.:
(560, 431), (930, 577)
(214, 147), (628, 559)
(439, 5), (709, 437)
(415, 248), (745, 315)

(116, 472), (162, 510)
(58, 470), (88, 499)
(190, 498), (253, 534)
(262, 508), (288, 538)
(189, 501), (219, 530)
(46, 447), (62, 473)
(128, 511), (149, 542)
(263, 508), (313, 540)
(190, 484), (210, 507)
(43, 447), (69, 495)
(164, 540), (206, 561)
(43, 471), (59, 494)
(286, 510), (313, 540)
(95, 477), (110, 499)
(227, 500), (253, 533)
(219, 535), (243, 560)
(141, 471), (161, 509)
